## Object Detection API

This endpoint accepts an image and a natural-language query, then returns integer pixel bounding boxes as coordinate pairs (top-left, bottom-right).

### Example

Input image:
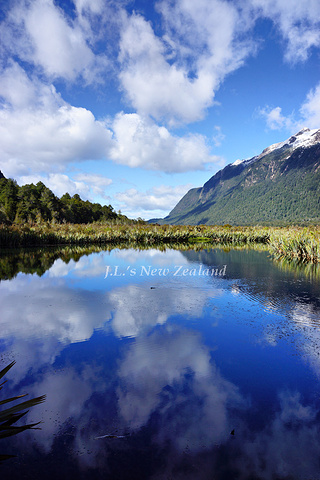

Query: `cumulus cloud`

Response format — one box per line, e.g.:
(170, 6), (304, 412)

(74, 173), (112, 199)
(1, 0), (107, 83)
(109, 112), (220, 172)
(74, 0), (105, 17)
(3, 0), (320, 198)
(0, 63), (219, 179)
(8, 360), (112, 461)
(118, 2), (255, 124)
(115, 184), (192, 218)
(258, 105), (294, 130)
(299, 83), (320, 128)
(18, 172), (112, 201)
(118, 14), (215, 125)
(0, 250), (216, 370)
(18, 173), (88, 198)
(0, 62), (113, 177)
(112, 247), (189, 266)
(0, 103), (113, 177)
(157, 0), (254, 71)
(0, 61), (54, 110)
(250, 0), (320, 63)
(259, 82), (320, 133)
(48, 253), (107, 278)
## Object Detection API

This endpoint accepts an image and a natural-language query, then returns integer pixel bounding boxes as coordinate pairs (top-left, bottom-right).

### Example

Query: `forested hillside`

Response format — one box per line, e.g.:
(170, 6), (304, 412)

(157, 129), (320, 226)
(0, 174), (126, 224)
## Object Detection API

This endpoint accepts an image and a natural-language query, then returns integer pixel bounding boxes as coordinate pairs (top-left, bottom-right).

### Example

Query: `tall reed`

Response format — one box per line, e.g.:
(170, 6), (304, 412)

(0, 223), (319, 263)
(269, 227), (320, 263)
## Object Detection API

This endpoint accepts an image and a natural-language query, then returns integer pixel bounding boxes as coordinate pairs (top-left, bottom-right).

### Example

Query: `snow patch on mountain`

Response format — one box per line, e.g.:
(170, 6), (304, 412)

(232, 128), (320, 167)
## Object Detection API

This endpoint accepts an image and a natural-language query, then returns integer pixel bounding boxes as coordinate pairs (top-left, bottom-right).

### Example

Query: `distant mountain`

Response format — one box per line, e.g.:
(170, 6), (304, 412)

(155, 128), (320, 226)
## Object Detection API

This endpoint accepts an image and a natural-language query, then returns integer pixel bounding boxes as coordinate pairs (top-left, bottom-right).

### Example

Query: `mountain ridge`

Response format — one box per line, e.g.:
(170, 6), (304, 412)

(154, 128), (320, 226)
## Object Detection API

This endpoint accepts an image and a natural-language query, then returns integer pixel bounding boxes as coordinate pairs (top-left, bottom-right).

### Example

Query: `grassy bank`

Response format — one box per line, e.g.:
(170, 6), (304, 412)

(268, 228), (320, 263)
(0, 223), (270, 247)
(0, 223), (319, 263)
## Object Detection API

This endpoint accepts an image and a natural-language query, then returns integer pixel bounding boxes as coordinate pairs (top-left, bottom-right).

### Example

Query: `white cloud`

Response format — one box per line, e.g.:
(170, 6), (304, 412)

(24, 0), (94, 80)
(18, 173), (86, 198)
(118, 3), (255, 124)
(74, 0), (105, 16)
(0, 62), (113, 177)
(1, 0), (107, 83)
(0, 275), (111, 390)
(258, 105), (294, 130)
(4, 0), (320, 189)
(112, 248), (188, 266)
(74, 173), (112, 199)
(0, 104), (113, 177)
(109, 112), (220, 172)
(0, 63), (219, 180)
(0, 60), (64, 112)
(250, 0), (320, 63)
(259, 82), (320, 132)
(158, 0), (254, 71)
(115, 184), (192, 218)
(212, 125), (226, 147)
(118, 14), (214, 125)
(299, 84), (320, 128)
(17, 172), (112, 201)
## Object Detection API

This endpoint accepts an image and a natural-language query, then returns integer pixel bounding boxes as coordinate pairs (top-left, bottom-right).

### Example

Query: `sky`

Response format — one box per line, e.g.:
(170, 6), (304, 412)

(0, 0), (320, 220)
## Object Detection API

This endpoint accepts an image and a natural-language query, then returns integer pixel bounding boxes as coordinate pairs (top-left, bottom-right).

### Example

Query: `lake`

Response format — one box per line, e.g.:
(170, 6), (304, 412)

(1, 246), (320, 479)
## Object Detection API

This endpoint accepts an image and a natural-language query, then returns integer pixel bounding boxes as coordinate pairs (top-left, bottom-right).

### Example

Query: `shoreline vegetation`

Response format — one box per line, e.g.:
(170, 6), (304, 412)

(1, 176), (319, 263)
(0, 223), (319, 264)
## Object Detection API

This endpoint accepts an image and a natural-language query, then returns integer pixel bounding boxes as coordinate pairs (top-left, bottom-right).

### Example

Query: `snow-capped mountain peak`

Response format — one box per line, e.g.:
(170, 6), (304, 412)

(232, 127), (320, 167)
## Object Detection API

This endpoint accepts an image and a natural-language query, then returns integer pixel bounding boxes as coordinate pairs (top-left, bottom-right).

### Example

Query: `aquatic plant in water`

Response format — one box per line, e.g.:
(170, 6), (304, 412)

(0, 361), (46, 462)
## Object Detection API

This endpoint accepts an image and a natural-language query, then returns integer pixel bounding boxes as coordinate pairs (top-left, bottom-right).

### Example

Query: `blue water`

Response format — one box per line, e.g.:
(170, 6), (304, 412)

(1, 247), (320, 479)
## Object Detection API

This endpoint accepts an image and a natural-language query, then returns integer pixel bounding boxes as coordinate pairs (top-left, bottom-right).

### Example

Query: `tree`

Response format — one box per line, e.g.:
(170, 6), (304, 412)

(0, 178), (18, 222)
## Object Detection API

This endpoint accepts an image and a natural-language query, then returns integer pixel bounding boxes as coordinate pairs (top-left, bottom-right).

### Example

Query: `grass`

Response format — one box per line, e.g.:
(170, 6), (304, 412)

(0, 223), (270, 247)
(269, 227), (320, 263)
(0, 223), (319, 263)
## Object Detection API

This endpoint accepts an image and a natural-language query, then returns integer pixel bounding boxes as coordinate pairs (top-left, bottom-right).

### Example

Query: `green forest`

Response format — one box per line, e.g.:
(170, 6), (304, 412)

(0, 174), (130, 225)
(161, 144), (320, 226)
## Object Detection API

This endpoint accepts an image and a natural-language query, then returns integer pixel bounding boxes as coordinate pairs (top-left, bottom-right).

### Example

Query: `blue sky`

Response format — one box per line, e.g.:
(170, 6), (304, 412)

(0, 0), (320, 219)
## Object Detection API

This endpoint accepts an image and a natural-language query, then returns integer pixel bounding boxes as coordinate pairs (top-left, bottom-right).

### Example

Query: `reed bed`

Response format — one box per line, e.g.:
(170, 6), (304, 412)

(269, 227), (320, 263)
(0, 224), (270, 248)
(0, 224), (319, 263)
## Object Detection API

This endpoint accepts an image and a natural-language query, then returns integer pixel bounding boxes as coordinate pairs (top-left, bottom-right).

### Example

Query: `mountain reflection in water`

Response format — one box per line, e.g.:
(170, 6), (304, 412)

(0, 246), (320, 479)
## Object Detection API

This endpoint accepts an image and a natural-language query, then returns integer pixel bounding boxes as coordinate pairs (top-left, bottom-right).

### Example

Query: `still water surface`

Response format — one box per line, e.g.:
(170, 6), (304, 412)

(1, 247), (320, 479)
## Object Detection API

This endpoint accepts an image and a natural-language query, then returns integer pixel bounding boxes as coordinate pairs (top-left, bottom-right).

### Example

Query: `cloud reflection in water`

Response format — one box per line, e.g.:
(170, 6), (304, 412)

(1, 248), (320, 479)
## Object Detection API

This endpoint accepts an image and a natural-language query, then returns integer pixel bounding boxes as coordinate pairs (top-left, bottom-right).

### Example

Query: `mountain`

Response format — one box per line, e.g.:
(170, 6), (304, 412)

(156, 127), (320, 226)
